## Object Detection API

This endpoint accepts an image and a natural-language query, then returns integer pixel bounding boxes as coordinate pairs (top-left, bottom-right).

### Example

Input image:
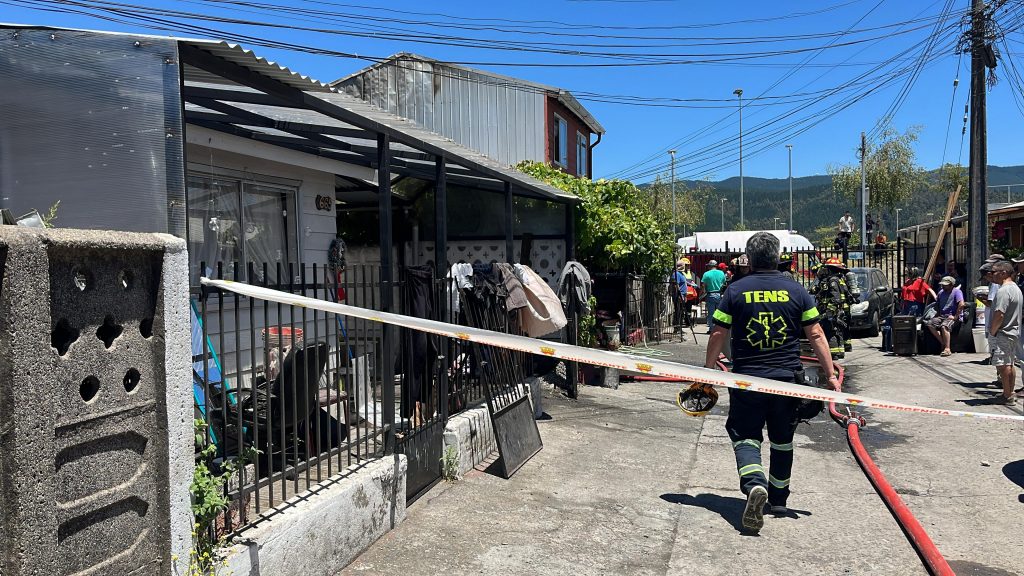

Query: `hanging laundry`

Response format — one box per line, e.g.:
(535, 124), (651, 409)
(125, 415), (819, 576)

(496, 263), (529, 311)
(556, 261), (593, 316)
(515, 264), (568, 337)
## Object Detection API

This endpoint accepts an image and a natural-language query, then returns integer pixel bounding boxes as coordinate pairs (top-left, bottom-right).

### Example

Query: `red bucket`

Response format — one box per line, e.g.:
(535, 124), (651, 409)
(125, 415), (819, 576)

(263, 326), (304, 350)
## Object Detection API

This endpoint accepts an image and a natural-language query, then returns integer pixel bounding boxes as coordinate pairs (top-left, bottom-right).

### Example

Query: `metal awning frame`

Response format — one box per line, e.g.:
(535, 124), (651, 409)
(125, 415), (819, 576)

(177, 43), (575, 204)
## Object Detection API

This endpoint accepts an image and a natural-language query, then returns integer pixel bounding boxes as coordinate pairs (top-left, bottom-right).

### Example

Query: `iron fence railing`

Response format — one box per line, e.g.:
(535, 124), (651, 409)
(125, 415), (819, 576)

(191, 260), (541, 534)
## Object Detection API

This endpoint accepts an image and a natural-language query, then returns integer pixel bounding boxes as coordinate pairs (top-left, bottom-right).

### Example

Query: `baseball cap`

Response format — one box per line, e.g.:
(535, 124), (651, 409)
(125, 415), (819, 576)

(979, 262), (994, 273)
(939, 276), (956, 286)
(707, 259), (718, 267)
(1012, 255), (1024, 264)
(986, 253), (1006, 262)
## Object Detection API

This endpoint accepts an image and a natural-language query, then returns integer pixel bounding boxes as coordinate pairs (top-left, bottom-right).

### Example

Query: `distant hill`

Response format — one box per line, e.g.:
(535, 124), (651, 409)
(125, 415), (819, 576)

(676, 164), (1024, 244)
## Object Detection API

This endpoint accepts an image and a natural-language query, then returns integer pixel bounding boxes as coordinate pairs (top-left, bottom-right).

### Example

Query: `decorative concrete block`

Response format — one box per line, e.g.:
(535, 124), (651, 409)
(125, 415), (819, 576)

(0, 227), (191, 576)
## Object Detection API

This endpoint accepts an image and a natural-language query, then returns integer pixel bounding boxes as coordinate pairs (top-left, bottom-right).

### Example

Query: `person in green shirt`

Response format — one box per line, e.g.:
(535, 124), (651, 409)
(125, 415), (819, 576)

(701, 260), (727, 333)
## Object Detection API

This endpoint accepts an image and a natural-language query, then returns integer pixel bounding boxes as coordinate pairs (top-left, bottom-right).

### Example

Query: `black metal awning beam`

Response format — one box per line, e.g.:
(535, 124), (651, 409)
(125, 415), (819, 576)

(186, 97), (355, 152)
(187, 119), (373, 167)
(178, 43), (566, 203)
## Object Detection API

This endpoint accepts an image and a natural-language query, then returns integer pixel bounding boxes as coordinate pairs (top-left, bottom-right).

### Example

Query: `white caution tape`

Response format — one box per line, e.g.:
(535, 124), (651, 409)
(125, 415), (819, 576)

(202, 278), (1024, 423)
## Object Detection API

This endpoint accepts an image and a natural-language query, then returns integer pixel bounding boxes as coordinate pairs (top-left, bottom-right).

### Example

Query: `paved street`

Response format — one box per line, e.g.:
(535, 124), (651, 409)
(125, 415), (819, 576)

(343, 335), (1024, 576)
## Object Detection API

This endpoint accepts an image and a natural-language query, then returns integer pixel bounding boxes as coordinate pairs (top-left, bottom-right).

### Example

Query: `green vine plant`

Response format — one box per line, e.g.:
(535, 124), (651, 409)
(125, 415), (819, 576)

(177, 419), (256, 576)
(578, 296), (598, 347)
(441, 445), (460, 483)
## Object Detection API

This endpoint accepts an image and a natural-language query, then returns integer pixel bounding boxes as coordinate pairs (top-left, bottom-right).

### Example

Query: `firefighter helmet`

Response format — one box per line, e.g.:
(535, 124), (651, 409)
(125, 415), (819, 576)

(778, 252), (793, 271)
(677, 382), (719, 417)
(823, 257), (849, 272)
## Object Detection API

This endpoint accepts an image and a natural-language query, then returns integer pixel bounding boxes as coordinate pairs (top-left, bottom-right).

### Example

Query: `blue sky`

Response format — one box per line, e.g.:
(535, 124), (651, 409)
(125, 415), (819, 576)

(4, 0), (1022, 182)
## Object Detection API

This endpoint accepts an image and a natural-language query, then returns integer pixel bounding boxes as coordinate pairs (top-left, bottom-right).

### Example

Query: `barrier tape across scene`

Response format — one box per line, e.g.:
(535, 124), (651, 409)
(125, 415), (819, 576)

(202, 278), (1024, 423)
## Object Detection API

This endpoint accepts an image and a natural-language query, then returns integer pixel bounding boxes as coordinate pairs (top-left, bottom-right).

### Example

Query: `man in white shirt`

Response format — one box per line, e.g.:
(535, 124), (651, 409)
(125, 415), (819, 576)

(837, 211), (854, 249)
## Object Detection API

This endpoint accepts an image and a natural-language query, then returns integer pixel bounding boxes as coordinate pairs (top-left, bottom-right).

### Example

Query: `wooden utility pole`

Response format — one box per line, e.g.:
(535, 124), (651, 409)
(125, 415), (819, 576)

(967, 0), (988, 286)
(925, 185), (963, 284)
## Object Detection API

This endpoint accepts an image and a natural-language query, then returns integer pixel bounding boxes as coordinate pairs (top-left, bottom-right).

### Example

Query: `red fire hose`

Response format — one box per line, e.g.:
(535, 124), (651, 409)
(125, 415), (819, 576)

(802, 356), (955, 576)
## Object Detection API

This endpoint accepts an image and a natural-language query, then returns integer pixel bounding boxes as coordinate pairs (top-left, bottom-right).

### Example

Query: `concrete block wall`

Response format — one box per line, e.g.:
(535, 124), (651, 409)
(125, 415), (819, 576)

(0, 228), (192, 576)
(223, 455), (407, 576)
(443, 402), (497, 478)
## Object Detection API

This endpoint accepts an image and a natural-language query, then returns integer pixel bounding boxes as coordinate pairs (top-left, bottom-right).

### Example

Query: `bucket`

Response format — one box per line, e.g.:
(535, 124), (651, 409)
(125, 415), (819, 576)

(263, 326), (304, 350)
(602, 324), (621, 350)
(972, 328), (989, 355)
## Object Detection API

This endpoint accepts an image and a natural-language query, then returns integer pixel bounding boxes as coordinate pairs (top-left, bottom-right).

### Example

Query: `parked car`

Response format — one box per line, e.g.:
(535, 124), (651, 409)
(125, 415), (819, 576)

(847, 267), (896, 336)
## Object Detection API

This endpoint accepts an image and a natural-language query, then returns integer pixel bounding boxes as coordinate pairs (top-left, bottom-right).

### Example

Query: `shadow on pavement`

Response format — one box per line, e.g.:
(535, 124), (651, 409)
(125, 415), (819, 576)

(660, 492), (806, 535)
(1002, 459), (1024, 504)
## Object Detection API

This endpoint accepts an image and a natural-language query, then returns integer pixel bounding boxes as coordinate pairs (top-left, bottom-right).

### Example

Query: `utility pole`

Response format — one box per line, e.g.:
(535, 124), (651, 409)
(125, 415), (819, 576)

(786, 144), (793, 232)
(734, 89), (744, 226)
(967, 0), (988, 284)
(895, 208), (902, 233)
(669, 150), (677, 240)
(860, 132), (867, 250)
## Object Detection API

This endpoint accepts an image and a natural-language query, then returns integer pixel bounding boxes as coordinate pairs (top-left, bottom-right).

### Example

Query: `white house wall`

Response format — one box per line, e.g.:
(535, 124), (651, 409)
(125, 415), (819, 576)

(185, 130), (340, 266)
(186, 131), (344, 392)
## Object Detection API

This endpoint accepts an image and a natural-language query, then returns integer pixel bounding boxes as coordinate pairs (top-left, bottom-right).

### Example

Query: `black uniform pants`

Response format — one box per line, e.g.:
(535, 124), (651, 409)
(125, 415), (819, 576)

(725, 385), (800, 507)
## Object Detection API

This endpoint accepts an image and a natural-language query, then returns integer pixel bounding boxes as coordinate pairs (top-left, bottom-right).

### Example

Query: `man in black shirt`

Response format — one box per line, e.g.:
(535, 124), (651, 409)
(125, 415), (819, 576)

(704, 232), (838, 534)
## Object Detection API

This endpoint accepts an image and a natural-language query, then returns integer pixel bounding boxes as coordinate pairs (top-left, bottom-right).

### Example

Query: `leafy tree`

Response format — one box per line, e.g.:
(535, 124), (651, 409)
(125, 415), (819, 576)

(643, 176), (712, 237)
(933, 162), (968, 214)
(516, 161), (676, 279)
(828, 125), (926, 212)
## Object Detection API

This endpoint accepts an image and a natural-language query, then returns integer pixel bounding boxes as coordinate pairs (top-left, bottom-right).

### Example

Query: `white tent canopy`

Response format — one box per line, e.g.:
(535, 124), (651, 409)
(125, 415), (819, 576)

(678, 230), (815, 252)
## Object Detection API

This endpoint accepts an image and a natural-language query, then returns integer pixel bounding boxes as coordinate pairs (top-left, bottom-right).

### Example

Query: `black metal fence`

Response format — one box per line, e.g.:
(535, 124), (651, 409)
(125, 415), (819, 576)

(191, 260), (546, 534)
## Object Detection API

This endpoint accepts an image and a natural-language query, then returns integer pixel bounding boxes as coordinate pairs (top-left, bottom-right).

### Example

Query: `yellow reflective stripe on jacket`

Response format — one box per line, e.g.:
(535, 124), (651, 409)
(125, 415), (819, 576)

(713, 309), (732, 325)
(732, 439), (761, 450)
(738, 464), (764, 477)
(802, 307), (820, 321)
(770, 441), (793, 451)
(769, 475), (790, 488)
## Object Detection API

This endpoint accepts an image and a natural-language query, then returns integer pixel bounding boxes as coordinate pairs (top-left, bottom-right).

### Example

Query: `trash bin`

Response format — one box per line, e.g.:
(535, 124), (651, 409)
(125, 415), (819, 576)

(892, 315), (917, 356)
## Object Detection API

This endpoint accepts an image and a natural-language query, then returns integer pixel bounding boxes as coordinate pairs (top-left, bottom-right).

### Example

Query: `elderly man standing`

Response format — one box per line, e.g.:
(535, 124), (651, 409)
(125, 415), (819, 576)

(704, 232), (838, 534)
(926, 276), (964, 357)
(988, 260), (1020, 406)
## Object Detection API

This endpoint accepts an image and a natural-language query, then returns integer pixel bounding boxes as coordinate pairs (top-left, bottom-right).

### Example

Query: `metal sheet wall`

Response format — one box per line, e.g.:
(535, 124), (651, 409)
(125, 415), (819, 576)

(337, 60), (545, 166)
(0, 29), (184, 235)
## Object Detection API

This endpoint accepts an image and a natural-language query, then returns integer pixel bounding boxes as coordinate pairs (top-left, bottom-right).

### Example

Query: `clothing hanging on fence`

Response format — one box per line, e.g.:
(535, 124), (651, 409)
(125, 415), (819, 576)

(515, 264), (568, 337)
(496, 263), (529, 311)
(448, 262), (474, 314)
(400, 265), (437, 420)
(556, 261), (593, 316)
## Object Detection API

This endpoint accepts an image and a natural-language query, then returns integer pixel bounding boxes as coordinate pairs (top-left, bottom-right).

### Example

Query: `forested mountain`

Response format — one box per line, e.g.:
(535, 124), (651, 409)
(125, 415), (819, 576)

(676, 165), (1024, 243)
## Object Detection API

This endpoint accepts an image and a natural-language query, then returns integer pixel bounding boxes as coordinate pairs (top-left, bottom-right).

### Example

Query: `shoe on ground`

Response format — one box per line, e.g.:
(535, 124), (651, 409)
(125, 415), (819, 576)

(742, 486), (768, 534)
(769, 504), (788, 516)
(994, 394), (1017, 406)
(992, 380), (1003, 389)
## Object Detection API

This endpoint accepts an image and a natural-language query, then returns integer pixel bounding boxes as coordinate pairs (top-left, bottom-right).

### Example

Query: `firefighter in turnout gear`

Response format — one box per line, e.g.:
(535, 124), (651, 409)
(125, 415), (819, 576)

(704, 233), (838, 534)
(778, 253), (796, 282)
(811, 258), (858, 359)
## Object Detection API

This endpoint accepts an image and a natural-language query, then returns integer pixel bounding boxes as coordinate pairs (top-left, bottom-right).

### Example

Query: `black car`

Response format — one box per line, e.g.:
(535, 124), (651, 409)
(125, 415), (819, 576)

(847, 267), (896, 336)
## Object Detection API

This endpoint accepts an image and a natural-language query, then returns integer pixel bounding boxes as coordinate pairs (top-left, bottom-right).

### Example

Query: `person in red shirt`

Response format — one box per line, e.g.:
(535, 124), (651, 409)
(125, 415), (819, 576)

(900, 266), (937, 316)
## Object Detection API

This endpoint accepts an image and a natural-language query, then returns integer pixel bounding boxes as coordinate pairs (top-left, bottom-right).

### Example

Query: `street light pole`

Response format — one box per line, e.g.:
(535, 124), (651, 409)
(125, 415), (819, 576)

(669, 149), (677, 240)
(721, 198), (727, 231)
(734, 88), (744, 226)
(786, 144), (793, 232)
(895, 208), (902, 232)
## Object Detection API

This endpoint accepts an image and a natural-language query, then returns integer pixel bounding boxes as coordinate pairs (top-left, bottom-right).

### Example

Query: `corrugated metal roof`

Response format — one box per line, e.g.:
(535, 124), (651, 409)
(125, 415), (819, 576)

(181, 39), (334, 92)
(335, 52), (605, 135)
(0, 24), (333, 91)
